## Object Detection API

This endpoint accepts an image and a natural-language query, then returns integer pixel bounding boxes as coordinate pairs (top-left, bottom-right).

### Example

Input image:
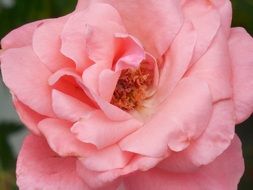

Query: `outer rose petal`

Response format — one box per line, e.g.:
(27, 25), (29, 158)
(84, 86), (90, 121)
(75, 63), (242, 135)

(210, 0), (232, 35)
(33, 16), (74, 72)
(76, 161), (121, 189)
(1, 46), (55, 117)
(182, 0), (221, 63)
(80, 145), (132, 172)
(76, 0), (183, 57)
(123, 136), (244, 190)
(71, 110), (142, 149)
(13, 97), (45, 135)
(77, 155), (166, 189)
(184, 99), (235, 165)
(38, 118), (96, 157)
(16, 135), (90, 190)
(187, 28), (232, 102)
(158, 100), (235, 173)
(61, 3), (125, 71)
(1, 20), (44, 49)
(229, 28), (253, 123)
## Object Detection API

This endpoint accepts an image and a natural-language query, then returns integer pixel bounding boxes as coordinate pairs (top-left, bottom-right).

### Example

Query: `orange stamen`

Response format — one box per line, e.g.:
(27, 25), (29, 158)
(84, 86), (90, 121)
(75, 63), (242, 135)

(111, 64), (153, 111)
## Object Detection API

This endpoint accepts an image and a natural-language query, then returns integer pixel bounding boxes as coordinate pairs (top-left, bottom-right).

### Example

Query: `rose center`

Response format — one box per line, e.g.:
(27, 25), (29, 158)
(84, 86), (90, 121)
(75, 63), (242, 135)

(111, 64), (153, 111)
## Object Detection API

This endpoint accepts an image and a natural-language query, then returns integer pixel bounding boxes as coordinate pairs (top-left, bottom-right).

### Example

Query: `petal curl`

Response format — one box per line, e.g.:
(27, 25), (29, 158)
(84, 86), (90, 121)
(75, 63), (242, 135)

(38, 118), (96, 157)
(184, 99), (235, 165)
(159, 99), (235, 172)
(98, 69), (120, 102)
(49, 68), (94, 105)
(229, 28), (253, 123)
(80, 145), (132, 172)
(113, 34), (145, 71)
(71, 110), (142, 149)
(52, 90), (94, 122)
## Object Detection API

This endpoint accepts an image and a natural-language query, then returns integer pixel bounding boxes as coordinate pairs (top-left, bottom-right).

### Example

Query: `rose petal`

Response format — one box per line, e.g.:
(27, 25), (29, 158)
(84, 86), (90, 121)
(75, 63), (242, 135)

(157, 151), (199, 173)
(71, 110), (142, 149)
(1, 20), (44, 49)
(52, 90), (94, 122)
(186, 28), (232, 102)
(159, 99), (235, 172)
(119, 77), (213, 157)
(61, 3), (125, 71)
(155, 21), (197, 104)
(123, 136), (244, 190)
(98, 69), (120, 102)
(75, 0), (90, 11)
(85, 23), (125, 66)
(77, 155), (165, 189)
(114, 34), (145, 71)
(82, 63), (106, 96)
(229, 28), (253, 123)
(97, 96), (132, 121)
(185, 99), (235, 165)
(77, 0), (184, 57)
(121, 155), (167, 176)
(87, 90), (132, 121)
(80, 145), (132, 172)
(33, 16), (74, 72)
(38, 118), (96, 157)
(83, 34), (146, 100)
(76, 161), (121, 189)
(13, 96), (45, 135)
(211, 0), (232, 36)
(16, 135), (89, 190)
(49, 68), (94, 105)
(182, 0), (221, 63)
(1, 46), (54, 117)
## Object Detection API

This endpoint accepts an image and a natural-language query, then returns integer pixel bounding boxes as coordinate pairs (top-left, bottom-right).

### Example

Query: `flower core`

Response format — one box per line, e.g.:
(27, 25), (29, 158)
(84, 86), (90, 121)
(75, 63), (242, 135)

(111, 64), (153, 111)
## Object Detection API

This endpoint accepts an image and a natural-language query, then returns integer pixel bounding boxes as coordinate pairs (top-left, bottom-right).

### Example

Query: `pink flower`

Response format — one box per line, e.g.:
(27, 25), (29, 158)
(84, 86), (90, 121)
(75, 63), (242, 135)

(1, 0), (253, 189)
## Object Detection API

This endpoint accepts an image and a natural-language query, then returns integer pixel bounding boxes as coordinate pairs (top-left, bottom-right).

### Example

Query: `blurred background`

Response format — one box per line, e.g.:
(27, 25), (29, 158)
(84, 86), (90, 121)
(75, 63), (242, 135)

(0, 0), (252, 189)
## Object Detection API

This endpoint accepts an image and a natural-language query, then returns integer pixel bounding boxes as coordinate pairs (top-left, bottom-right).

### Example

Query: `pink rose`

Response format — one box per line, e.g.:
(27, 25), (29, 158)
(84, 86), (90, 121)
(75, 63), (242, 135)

(1, 0), (253, 189)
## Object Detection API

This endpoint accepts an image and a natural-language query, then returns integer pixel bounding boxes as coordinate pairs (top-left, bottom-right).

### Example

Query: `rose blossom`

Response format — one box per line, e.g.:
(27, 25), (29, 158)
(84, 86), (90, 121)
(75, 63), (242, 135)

(1, 0), (253, 189)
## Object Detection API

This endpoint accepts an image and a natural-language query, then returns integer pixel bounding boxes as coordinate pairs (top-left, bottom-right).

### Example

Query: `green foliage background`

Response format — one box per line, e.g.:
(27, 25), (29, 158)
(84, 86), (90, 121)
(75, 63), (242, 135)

(0, 0), (252, 189)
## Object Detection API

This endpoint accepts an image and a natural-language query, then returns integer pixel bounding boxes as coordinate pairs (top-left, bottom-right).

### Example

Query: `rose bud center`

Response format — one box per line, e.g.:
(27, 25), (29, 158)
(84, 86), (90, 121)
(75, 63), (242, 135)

(111, 62), (154, 111)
